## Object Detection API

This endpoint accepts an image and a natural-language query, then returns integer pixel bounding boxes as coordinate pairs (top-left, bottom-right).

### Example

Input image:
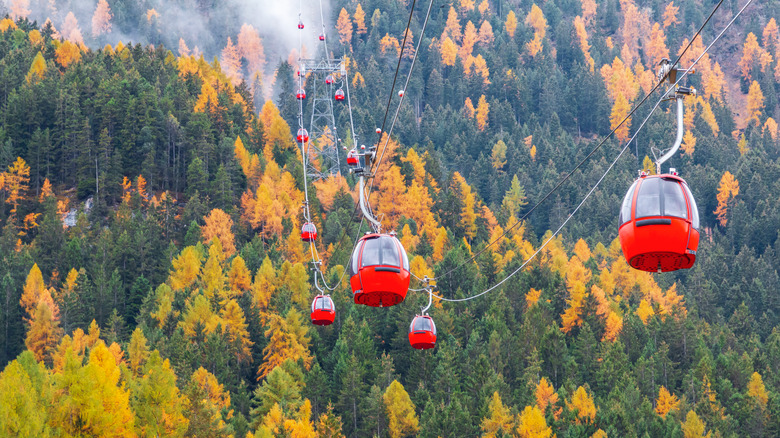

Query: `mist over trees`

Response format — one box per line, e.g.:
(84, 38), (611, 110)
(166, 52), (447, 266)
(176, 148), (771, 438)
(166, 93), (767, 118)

(2, 0), (780, 436)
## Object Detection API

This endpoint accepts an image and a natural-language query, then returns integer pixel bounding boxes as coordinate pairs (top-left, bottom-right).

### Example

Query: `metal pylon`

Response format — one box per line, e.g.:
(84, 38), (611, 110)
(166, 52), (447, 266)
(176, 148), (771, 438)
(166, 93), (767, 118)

(300, 58), (345, 180)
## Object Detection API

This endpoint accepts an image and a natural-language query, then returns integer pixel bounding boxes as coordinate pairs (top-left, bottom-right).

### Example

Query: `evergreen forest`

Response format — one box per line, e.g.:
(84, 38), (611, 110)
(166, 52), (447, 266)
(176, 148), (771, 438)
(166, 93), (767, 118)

(2, 0), (780, 436)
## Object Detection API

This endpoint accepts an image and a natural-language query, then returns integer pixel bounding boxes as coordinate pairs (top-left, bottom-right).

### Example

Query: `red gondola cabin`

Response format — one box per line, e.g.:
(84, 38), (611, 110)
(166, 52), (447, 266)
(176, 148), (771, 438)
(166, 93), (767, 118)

(319, 34), (326, 41)
(409, 315), (436, 349)
(334, 89), (345, 101)
(301, 222), (317, 242)
(298, 21), (304, 30)
(618, 173), (700, 272)
(297, 128), (309, 143)
(296, 89), (306, 100)
(349, 234), (410, 307)
(310, 295), (335, 326)
(346, 149), (359, 166)
(325, 75), (334, 84)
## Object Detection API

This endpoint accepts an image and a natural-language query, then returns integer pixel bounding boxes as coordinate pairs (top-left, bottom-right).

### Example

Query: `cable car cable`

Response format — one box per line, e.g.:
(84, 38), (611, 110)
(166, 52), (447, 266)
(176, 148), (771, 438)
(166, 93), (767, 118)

(432, 0), (727, 282)
(368, 0), (436, 186)
(374, 0), (418, 147)
(318, 0), (435, 271)
(432, 0), (751, 303)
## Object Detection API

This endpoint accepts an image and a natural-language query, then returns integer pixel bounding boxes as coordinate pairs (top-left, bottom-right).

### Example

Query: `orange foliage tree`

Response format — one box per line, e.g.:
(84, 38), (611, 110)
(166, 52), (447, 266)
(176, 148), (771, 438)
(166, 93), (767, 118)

(202, 209), (236, 257)
(655, 386), (680, 418)
(441, 37), (458, 66)
(336, 8), (353, 50)
(221, 37), (243, 86)
(505, 10), (518, 38)
(745, 80), (764, 126)
(237, 24), (265, 75)
(354, 4), (367, 35)
(573, 16), (594, 71)
(525, 4), (547, 58)
(55, 40), (82, 68)
(4, 157), (30, 217)
(714, 171), (739, 226)
(91, 0), (113, 37)
(610, 93), (631, 143)
(663, 1), (680, 28)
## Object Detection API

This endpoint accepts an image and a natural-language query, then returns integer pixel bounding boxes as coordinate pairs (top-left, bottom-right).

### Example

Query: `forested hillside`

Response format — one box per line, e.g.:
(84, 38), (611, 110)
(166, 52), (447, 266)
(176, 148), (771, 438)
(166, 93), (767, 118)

(2, 0), (780, 436)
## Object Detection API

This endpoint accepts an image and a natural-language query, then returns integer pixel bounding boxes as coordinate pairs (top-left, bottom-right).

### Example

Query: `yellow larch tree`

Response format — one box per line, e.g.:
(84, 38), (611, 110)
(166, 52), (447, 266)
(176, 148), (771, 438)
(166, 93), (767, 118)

(25, 301), (63, 365)
(681, 130), (696, 157)
(441, 37), (458, 66)
(189, 367), (234, 433)
(131, 350), (190, 436)
(567, 386), (596, 424)
(375, 165), (407, 230)
(764, 118), (778, 141)
(535, 377), (558, 413)
(221, 37), (243, 86)
(516, 405), (552, 438)
(26, 51), (46, 84)
(491, 140), (507, 170)
(663, 1), (679, 28)
(460, 21), (478, 60)
(237, 24), (265, 76)
(251, 257), (276, 313)
(581, 0), (597, 25)
(91, 0), (113, 37)
(443, 6), (462, 42)
(610, 93), (632, 143)
(646, 23), (669, 65)
(258, 309), (312, 379)
(201, 240), (226, 300)
(478, 20), (494, 47)
(505, 10), (518, 38)
(337, 8), (353, 50)
(602, 311), (623, 342)
(739, 33), (763, 81)
(354, 4), (367, 35)
(313, 175), (351, 211)
(460, 0), (476, 13)
(169, 246), (203, 291)
(380, 33), (401, 57)
(636, 299), (655, 324)
(464, 97), (476, 118)
(227, 255), (252, 292)
(747, 371), (768, 409)
(383, 380), (419, 438)
(655, 386), (680, 418)
(453, 172), (478, 239)
(714, 171), (739, 226)
(601, 57), (639, 103)
(475, 95), (490, 131)
(402, 28), (416, 59)
(150, 284), (178, 331)
(51, 342), (136, 436)
(128, 327), (150, 375)
(221, 299), (253, 365)
(481, 391), (514, 437)
(9, 0), (30, 20)
(526, 288), (542, 308)
(573, 16), (595, 71)
(62, 11), (85, 45)
(681, 410), (710, 438)
(4, 157), (30, 217)
(202, 208), (236, 257)
(179, 294), (221, 339)
(763, 18), (779, 48)
(746, 80), (764, 126)
(20, 264), (50, 321)
(525, 4), (547, 58)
